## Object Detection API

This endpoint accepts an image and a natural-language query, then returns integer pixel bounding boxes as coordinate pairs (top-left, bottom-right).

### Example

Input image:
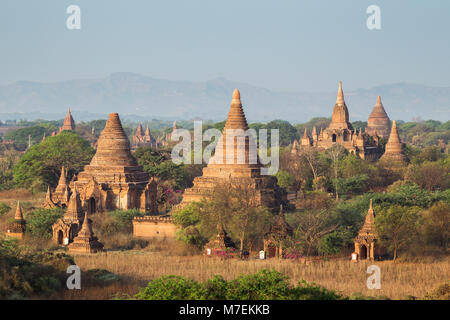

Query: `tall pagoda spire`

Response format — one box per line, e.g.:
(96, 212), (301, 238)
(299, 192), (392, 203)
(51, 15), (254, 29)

(58, 166), (67, 187)
(329, 81), (352, 130)
(209, 88), (255, 165)
(336, 81), (344, 105)
(136, 123), (143, 136)
(224, 89), (249, 130)
(14, 201), (24, 221)
(60, 108), (75, 132)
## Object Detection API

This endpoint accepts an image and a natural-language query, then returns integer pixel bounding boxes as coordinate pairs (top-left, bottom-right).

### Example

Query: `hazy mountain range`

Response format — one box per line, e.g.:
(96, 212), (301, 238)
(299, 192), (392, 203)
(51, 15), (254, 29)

(0, 72), (448, 123)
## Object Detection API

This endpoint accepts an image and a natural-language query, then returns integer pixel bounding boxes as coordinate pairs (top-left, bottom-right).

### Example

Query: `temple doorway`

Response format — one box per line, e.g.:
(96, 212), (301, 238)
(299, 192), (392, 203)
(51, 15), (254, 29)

(89, 197), (96, 214)
(267, 244), (277, 258)
(360, 245), (367, 259)
(332, 134), (337, 142)
(57, 230), (63, 245)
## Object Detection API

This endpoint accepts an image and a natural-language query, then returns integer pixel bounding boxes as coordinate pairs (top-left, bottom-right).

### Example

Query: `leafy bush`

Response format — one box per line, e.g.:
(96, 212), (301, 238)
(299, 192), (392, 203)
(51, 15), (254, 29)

(0, 202), (11, 216)
(0, 238), (74, 299)
(134, 269), (344, 300)
(276, 170), (294, 190)
(26, 208), (64, 239)
(94, 209), (145, 237)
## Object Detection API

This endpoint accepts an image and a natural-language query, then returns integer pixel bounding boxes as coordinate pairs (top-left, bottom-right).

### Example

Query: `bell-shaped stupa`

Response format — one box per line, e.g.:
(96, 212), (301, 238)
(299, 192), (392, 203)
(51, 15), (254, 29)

(179, 89), (282, 211)
(69, 113), (154, 213)
(367, 96), (390, 138)
(380, 120), (408, 163)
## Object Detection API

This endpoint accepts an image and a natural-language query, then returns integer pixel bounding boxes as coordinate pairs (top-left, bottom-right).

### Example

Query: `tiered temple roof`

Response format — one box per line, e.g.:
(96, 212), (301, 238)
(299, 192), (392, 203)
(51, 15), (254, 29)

(367, 96), (390, 138)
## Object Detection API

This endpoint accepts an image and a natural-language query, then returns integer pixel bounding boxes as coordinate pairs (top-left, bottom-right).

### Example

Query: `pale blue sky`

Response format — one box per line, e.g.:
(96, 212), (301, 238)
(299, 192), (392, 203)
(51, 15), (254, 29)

(0, 0), (449, 91)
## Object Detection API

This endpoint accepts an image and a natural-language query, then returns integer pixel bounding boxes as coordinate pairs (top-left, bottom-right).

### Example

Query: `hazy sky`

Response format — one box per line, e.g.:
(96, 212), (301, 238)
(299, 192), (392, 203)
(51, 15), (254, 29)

(1, 0), (449, 92)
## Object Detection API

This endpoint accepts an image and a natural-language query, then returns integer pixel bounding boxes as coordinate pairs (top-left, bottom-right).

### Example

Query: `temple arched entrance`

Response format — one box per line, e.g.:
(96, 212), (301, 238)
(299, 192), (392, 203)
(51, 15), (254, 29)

(89, 197), (96, 214)
(57, 230), (64, 245)
(267, 244), (277, 258)
(360, 245), (367, 259)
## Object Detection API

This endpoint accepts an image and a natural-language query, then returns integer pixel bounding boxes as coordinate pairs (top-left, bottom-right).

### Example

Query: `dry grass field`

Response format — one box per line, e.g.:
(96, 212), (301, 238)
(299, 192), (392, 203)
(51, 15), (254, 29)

(59, 248), (449, 300)
(2, 191), (447, 300)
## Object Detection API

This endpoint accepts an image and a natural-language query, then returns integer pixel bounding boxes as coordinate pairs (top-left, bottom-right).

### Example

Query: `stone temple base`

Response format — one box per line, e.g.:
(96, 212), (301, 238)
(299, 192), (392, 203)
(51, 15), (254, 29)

(68, 237), (104, 253)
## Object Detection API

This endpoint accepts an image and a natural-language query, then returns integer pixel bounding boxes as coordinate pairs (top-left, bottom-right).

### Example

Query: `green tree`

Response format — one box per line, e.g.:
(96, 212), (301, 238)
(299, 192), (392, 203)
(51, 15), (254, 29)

(26, 208), (64, 239)
(375, 205), (420, 261)
(13, 131), (94, 192)
(275, 170), (294, 190)
(134, 146), (187, 189)
(422, 201), (449, 249)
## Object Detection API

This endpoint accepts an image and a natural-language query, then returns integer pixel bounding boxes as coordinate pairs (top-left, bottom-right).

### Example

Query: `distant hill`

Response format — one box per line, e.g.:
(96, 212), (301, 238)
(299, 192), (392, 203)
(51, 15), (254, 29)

(0, 73), (448, 123)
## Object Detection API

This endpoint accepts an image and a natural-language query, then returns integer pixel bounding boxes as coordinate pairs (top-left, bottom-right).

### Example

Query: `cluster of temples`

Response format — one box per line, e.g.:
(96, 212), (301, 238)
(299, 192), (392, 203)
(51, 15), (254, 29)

(292, 81), (407, 164)
(7, 84), (403, 259)
(44, 112), (158, 249)
(131, 123), (172, 150)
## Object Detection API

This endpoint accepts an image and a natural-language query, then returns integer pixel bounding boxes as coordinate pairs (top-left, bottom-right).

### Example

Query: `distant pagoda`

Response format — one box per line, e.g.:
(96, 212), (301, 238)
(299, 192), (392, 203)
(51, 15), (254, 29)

(367, 96), (390, 139)
(179, 89), (282, 211)
(59, 108), (75, 132)
(6, 201), (26, 239)
(380, 120), (408, 164)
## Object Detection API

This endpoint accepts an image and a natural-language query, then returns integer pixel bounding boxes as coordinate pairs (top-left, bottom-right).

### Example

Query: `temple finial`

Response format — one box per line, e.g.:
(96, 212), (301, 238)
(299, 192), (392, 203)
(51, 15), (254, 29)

(336, 81), (344, 105)
(376, 95), (382, 105)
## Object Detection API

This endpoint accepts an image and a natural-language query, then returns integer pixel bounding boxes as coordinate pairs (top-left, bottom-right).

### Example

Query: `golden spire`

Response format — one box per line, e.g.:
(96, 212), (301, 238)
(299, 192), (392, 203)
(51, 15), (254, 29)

(365, 199), (375, 226)
(14, 201), (24, 221)
(303, 127), (308, 137)
(78, 212), (93, 237)
(232, 88), (241, 104)
(224, 88), (248, 130)
(58, 166), (67, 187)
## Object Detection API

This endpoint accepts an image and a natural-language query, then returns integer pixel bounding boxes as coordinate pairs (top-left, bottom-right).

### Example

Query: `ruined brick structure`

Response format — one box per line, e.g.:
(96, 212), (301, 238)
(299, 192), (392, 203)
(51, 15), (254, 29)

(132, 216), (177, 239)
